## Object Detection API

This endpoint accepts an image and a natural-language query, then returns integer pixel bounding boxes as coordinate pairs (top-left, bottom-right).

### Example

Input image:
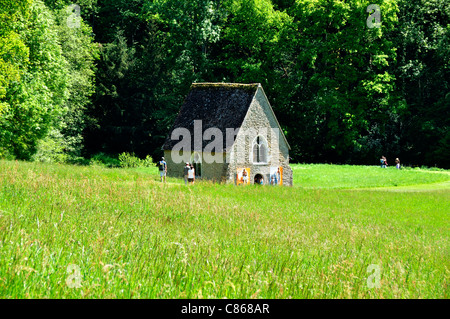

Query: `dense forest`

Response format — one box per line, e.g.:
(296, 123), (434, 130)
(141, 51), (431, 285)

(1, 0), (449, 168)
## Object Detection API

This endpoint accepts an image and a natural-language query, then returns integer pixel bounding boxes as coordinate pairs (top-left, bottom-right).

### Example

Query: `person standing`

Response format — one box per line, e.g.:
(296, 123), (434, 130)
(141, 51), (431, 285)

(191, 164), (196, 184)
(395, 158), (401, 169)
(380, 156), (388, 168)
(183, 162), (190, 185)
(188, 164), (195, 184)
(158, 157), (167, 182)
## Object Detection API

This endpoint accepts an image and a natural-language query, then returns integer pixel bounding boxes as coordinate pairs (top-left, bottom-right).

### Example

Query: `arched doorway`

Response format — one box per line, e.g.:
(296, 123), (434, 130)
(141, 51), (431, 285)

(254, 174), (264, 185)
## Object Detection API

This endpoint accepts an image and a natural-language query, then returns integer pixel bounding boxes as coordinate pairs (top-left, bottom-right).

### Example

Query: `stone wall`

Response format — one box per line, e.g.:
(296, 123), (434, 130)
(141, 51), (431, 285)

(164, 150), (185, 178)
(200, 153), (228, 182)
(226, 86), (293, 186)
(164, 150), (228, 182)
(163, 84), (293, 186)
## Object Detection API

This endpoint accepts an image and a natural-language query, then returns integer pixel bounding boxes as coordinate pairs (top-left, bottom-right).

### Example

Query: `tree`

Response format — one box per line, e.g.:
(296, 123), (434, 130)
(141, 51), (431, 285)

(394, 0), (450, 167)
(36, 4), (98, 162)
(84, 0), (226, 159)
(0, 0), (31, 116)
(0, 0), (69, 160)
(276, 0), (399, 163)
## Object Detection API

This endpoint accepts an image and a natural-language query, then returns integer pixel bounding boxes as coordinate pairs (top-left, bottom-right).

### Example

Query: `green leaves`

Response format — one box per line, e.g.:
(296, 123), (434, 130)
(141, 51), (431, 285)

(0, 0), (96, 161)
(0, 0), (31, 112)
(0, 0), (448, 167)
(393, 0), (450, 167)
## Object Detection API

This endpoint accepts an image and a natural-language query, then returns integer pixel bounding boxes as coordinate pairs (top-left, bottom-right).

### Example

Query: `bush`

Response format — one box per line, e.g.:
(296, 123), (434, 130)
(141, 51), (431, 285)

(89, 153), (121, 167)
(88, 152), (154, 168)
(32, 129), (68, 163)
(118, 152), (141, 168)
(0, 147), (14, 160)
(142, 155), (154, 167)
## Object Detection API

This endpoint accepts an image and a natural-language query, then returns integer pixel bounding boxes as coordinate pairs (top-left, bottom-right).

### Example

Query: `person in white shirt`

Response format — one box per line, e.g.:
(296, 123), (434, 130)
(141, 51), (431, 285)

(183, 162), (190, 185)
(188, 164), (195, 184)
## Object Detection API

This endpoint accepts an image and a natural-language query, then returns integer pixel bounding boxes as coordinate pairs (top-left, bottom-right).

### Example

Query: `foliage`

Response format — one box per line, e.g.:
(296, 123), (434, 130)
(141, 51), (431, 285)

(0, 0), (70, 160)
(89, 152), (120, 167)
(0, 0), (96, 162)
(118, 152), (153, 168)
(0, 0), (32, 103)
(0, 0), (31, 132)
(51, 4), (98, 160)
(0, 0), (448, 168)
(118, 152), (141, 168)
(278, 0), (400, 164)
(31, 128), (69, 163)
(393, 0), (450, 168)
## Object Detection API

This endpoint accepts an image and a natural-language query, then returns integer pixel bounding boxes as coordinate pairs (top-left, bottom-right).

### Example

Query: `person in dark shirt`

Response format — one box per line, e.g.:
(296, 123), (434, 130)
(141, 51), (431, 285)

(158, 157), (167, 182)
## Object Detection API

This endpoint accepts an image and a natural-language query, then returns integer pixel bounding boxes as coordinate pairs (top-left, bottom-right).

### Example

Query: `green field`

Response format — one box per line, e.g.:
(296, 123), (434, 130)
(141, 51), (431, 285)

(0, 160), (448, 298)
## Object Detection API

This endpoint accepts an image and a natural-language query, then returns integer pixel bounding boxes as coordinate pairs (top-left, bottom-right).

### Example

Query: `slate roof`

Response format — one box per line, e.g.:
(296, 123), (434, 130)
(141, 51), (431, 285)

(162, 83), (260, 152)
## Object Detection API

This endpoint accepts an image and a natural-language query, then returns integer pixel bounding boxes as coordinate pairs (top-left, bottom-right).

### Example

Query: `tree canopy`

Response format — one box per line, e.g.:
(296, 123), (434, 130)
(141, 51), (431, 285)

(1, 0), (448, 167)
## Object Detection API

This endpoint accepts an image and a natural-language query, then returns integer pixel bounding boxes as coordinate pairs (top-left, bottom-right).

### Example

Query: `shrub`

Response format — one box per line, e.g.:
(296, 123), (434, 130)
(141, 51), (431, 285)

(88, 152), (153, 168)
(31, 129), (68, 163)
(89, 153), (120, 167)
(142, 155), (154, 167)
(0, 147), (14, 160)
(118, 152), (141, 168)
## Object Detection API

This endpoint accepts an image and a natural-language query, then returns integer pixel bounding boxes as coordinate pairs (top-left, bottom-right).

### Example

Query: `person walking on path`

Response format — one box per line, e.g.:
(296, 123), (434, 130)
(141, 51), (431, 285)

(380, 156), (387, 168)
(158, 157), (167, 182)
(183, 162), (190, 185)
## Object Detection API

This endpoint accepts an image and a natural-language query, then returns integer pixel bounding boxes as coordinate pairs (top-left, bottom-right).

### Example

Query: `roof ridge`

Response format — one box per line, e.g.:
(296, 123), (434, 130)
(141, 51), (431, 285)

(191, 82), (260, 89)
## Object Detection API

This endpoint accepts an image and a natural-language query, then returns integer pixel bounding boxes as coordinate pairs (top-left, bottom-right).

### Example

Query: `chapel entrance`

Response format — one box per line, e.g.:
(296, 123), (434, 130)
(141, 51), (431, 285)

(254, 174), (264, 185)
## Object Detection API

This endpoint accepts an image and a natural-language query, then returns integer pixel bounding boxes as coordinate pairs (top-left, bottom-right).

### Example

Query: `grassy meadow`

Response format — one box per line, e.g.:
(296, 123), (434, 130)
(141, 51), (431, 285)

(0, 160), (448, 298)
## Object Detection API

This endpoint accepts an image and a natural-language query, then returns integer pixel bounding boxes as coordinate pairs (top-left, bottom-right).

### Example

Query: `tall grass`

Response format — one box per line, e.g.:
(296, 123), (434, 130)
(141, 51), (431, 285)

(0, 160), (448, 298)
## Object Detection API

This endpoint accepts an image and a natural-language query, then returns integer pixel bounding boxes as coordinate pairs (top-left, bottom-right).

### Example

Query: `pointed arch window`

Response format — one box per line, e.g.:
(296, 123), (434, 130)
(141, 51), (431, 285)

(252, 136), (268, 164)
